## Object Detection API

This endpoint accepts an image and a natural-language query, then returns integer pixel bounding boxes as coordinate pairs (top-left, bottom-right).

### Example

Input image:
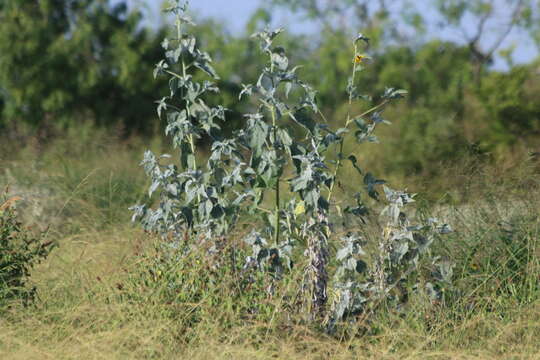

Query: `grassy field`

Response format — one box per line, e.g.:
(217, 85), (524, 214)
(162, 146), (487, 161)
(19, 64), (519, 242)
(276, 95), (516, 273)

(0, 132), (539, 359)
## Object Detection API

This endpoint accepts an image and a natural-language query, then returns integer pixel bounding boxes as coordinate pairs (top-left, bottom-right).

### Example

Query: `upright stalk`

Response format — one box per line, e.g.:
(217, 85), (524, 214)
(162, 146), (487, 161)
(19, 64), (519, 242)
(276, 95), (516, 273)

(327, 43), (388, 203)
(183, 59), (197, 170)
(327, 43), (358, 203)
(270, 61), (281, 246)
(177, 15), (197, 171)
(273, 119), (281, 246)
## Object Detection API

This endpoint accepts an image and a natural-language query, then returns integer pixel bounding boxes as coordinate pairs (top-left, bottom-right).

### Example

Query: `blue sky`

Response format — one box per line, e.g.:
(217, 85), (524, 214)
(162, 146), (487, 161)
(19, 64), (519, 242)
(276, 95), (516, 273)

(136, 0), (308, 33)
(127, 0), (537, 70)
(176, 0), (263, 32)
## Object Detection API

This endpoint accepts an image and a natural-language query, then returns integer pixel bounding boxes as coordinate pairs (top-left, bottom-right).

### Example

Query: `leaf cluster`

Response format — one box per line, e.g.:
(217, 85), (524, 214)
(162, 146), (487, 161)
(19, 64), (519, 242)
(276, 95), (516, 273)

(0, 191), (55, 306)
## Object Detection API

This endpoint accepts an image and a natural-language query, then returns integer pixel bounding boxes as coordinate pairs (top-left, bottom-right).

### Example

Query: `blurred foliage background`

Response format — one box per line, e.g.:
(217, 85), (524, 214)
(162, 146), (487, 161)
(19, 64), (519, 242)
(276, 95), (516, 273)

(0, 0), (539, 184)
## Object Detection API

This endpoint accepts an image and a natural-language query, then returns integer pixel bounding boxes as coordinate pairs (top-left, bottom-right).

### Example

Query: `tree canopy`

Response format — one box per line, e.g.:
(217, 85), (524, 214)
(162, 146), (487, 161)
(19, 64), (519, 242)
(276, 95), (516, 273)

(0, 0), (538, 175)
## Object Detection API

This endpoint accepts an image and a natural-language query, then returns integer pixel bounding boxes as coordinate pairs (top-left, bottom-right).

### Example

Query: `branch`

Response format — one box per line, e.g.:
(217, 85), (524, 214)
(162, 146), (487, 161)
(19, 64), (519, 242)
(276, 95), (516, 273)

(469, 0), (494, 47)
(485, 0), (525, 58)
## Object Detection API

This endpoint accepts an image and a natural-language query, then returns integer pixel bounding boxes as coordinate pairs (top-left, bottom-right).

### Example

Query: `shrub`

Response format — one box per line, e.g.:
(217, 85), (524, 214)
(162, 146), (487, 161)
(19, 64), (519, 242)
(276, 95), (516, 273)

(0, 189), (54, 306)
(131, 0), (451, 329)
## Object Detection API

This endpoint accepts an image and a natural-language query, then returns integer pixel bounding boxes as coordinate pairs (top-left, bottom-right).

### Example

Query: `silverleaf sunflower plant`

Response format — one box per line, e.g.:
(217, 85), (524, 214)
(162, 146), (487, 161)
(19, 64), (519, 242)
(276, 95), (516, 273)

(131, 0), (452, 327)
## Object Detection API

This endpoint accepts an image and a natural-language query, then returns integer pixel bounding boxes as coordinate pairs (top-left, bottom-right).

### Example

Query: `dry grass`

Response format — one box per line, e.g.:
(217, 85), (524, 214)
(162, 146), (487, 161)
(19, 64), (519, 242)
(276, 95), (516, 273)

(1, 134), (539, 359)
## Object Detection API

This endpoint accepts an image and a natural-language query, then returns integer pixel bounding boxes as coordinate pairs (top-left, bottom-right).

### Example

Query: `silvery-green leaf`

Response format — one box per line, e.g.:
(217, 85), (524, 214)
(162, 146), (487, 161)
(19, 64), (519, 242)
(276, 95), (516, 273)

(371, 112), (391, 125)
(181, 35), (196, 54)
(239, 84), (254, 99)
(177, 14), (195, 26)
(161, 38), (170, 50)
(166, 183), (178, 196)
(129, 205), (146, 223)
(434, 260), (454, 283)
(382, 87), (408, 100)
(154, 60), (169, 78)
(271, 47), (289, 71)
(391, 241), (409, 264)
(334, 289), (351, 320)
(149, 180), (160, 197)
(194, 58), (219, 79)
(284, 82), (293, 98)
(156, 97), (168, 118)
(336, 245), (352, 261)
(425, 282), (440, 301)
(345, 258), (357, 271)
(355, 33), (370, 45)
(437, 224), (453, 234)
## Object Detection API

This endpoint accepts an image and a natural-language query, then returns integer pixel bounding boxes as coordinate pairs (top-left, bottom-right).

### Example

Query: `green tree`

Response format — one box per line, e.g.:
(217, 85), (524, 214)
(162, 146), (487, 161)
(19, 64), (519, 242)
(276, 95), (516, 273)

(268, 0), (540, 174)
(270, 0), (540, 72)
(479, 63), (540, 149)
(0, 0), (165, 133)
(429, 0), (539, 83)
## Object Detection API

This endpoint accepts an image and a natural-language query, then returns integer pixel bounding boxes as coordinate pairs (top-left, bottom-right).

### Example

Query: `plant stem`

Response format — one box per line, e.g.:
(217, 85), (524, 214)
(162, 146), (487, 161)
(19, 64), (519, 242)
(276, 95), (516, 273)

(272, 106), (281, 246)
(269, 54), (281, 246)
(183, 59), (197, 170)
(177, 18), (197, 171)
(327, 43), (359, 203)
(327, 44), (389, 203)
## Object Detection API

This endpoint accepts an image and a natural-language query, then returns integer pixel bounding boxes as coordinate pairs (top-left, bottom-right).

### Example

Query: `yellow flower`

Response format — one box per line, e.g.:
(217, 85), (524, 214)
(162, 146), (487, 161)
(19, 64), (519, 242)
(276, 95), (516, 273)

(383, 226), (393, 239)
(354, 54), (367, 64)
(294, 201), (305, 216)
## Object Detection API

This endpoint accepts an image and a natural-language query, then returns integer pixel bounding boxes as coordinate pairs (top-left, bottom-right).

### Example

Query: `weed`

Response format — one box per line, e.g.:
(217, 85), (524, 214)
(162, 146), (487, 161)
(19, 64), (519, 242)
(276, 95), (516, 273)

(0, 188), (55, 306)
(130, 0), (454, 330)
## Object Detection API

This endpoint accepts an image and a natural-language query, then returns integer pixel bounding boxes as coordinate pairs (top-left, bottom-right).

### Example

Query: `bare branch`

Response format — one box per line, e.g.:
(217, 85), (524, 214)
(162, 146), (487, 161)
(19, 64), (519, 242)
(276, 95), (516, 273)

(486, 0), (525, 57)
(469, 0), (494, 47)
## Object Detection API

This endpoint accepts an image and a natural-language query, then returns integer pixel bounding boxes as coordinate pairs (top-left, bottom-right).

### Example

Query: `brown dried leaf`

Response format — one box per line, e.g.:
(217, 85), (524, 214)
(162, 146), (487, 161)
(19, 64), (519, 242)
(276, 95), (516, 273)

(0, 196), (23, 212)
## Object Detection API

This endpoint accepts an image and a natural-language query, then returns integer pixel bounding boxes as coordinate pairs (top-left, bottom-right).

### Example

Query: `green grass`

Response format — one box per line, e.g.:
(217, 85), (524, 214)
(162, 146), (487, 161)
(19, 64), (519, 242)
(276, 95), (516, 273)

(0, 131), (539, 359)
